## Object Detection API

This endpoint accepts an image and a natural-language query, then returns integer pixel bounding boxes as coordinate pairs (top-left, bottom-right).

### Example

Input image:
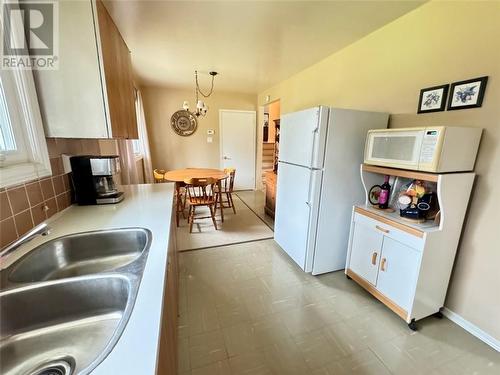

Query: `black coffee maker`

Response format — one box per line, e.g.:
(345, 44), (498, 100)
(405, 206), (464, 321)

(70, 155), (124, 205)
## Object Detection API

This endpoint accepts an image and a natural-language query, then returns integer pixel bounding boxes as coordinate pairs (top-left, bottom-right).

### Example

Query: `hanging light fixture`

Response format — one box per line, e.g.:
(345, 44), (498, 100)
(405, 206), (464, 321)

(182, 70), (218, 117)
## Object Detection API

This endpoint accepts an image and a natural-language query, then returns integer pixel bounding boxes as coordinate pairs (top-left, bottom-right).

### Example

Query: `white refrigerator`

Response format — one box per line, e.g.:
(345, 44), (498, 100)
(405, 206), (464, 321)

(274, 106), (388, 275)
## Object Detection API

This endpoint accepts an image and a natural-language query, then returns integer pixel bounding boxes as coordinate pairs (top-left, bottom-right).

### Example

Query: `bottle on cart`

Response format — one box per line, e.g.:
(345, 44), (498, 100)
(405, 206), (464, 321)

(378, 175), (391, 209)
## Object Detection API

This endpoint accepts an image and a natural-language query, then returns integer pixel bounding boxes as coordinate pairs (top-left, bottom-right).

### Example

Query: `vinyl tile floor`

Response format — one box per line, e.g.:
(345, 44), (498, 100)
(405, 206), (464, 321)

(178, 239), (499, 375)
(235, 190), (274, 230)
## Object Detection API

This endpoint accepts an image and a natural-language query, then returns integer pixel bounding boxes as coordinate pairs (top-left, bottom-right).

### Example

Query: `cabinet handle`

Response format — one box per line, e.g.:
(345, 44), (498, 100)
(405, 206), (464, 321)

(371, 252), (378, 265)
(380, 258), (387, 271)
(376, 225), (389, 234)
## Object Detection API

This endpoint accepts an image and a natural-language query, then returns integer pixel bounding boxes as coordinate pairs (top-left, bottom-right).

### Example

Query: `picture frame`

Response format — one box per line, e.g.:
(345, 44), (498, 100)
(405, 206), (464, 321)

(417, 84), (449, 113)
(447, 76), (488, 110)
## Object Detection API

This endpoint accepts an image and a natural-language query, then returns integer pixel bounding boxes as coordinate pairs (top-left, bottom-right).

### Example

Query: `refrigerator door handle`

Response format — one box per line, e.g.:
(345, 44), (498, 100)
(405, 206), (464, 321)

(309, 130), (318, 168)
(306, 169), (315, 209)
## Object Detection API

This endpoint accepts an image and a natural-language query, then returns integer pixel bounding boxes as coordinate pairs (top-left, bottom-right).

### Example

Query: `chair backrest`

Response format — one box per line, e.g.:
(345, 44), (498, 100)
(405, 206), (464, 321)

(184, 177), (217, 202)
(153, 169), (166, 183)
(222, 168), (236, 192)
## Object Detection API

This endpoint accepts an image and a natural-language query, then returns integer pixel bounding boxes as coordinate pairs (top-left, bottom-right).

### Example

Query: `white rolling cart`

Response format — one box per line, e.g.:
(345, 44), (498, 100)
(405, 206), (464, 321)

(345, 164), (475, 330)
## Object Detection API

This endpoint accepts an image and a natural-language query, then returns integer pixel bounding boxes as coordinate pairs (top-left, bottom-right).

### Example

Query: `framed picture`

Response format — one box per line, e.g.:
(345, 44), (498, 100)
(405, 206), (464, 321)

(447, 76), (488, 110)
(417, 84), (449, 113)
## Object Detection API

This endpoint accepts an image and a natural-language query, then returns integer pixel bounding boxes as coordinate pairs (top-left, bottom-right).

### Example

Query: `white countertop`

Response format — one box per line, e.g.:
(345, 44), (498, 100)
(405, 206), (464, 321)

(356, 204), (441, 233)
(1, 183), (175, 375)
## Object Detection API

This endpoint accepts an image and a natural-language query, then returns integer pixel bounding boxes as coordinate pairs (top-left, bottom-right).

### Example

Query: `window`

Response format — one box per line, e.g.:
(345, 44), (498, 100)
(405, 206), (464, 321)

(131, 89), (143, 158)
(0, 29), (51, 187)
(0, 72), (30, 166)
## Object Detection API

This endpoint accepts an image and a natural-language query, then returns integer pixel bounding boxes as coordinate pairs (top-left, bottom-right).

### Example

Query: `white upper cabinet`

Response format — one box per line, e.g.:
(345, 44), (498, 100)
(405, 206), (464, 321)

(34, 0), (137, 139)
(35, 1), (108, 138)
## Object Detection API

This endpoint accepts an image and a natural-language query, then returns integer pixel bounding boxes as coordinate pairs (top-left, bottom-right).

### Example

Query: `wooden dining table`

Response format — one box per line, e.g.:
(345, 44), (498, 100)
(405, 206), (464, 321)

(165, 168), (228, 226)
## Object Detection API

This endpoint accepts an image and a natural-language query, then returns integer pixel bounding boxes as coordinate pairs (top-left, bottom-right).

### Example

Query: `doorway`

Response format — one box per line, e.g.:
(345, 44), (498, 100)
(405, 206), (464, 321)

(262, 100), (280, 188)
(260, 100), (280, 222)
(219, 109), (256, 190)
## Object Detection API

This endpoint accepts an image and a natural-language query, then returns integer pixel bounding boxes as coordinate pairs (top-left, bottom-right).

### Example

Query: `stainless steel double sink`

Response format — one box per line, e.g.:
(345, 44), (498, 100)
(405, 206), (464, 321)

(0, 228), (152, 375)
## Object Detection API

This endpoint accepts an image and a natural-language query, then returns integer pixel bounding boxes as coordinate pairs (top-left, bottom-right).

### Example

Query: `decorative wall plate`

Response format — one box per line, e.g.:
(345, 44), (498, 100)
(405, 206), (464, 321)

(171, 110), (198, 136)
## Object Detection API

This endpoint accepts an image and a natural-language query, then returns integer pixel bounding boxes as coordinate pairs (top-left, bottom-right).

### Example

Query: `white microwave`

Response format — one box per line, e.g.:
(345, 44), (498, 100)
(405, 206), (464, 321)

(364, 126), (482, 172)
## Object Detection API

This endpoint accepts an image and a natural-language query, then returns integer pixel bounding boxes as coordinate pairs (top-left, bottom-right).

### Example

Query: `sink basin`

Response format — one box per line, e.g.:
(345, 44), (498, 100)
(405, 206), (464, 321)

(0, 227), (152, 374)
(6, 228), (151, 284)
(0, 275), (133, 375)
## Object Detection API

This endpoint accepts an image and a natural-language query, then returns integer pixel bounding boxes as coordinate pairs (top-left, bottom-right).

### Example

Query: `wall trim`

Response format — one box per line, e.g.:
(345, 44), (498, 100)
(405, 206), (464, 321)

(442, 307), (500, 352)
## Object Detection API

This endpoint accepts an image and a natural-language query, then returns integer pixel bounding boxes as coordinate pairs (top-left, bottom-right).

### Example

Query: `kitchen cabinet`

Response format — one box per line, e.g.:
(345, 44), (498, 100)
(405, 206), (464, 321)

(346, 164), (475, 330)
(157, 203), (179, 375)
(34, 0), (138, 139)
(348, 220), (383, 285)
(376, 237), (420, 312)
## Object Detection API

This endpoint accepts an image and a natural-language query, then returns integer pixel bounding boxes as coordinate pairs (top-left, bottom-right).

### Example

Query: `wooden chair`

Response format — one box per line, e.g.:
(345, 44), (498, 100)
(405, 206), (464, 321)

(216, 168), (236, 214)
(184, 177), (218, 233)
(153, 169), (167, 183)
(156, 168), (187, 225)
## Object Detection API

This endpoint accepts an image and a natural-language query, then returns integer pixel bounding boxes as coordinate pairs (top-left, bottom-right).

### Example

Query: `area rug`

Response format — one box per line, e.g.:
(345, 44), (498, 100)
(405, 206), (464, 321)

(176, 195), (274, 251)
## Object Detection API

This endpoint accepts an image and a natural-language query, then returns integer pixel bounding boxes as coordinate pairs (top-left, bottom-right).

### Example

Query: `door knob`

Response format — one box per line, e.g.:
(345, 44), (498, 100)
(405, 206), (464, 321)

(223, 156), (231, 160)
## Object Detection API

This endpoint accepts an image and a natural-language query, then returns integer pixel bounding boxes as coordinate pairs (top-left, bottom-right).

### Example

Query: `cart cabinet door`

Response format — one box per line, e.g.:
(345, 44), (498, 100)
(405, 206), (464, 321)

(348, 221), (383, 285)
(377, 237), (421, 312)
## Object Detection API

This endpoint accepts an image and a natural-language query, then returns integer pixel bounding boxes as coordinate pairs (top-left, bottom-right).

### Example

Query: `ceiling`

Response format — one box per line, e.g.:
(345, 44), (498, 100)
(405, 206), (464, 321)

(104, 1), (424, 94)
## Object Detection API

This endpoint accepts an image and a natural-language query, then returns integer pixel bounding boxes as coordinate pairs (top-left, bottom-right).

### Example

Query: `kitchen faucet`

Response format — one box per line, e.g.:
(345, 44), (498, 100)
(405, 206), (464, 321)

(0, 223), (51, 259)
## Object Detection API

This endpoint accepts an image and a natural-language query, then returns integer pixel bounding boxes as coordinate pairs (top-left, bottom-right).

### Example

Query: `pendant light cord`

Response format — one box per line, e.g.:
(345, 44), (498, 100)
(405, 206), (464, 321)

(195, 70), (216, 98)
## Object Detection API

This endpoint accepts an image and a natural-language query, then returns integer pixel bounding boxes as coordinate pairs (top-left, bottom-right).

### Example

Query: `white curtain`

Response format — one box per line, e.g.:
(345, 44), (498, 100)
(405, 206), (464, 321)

(135, 90), (154, 183)
(118, 139), (139, 185)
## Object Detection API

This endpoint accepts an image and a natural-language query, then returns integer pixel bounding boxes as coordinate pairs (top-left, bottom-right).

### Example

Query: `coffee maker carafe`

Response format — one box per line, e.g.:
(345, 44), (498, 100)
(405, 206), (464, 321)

(70, 155), (124, 205)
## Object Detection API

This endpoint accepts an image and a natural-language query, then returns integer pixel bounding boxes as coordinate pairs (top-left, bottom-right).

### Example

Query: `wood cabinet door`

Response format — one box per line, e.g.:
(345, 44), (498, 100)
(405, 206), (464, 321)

(377, 237), (420, 312)
(123, 48), (139, 139)
(348, 221), (384, 285)
(157, 212), (178, 375)
(96, 0), (138, 139)
(34, 0), (109, 138)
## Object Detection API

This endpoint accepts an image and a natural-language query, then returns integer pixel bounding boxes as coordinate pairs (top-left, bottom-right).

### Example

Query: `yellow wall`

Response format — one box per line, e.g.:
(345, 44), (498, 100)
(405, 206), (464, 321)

(142, 86), (257, 171)
(258, 1), (500, 340)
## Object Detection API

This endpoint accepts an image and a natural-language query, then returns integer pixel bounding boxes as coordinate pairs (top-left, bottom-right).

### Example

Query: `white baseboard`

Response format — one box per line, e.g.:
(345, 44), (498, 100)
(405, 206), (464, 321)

(442, 307), (500, 352)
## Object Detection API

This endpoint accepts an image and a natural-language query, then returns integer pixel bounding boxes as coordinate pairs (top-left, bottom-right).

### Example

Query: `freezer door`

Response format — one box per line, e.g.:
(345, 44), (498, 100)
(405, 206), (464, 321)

(274, 162), (322, 272)
(312, 108), (389, 275)
(279, 106), (329, 168)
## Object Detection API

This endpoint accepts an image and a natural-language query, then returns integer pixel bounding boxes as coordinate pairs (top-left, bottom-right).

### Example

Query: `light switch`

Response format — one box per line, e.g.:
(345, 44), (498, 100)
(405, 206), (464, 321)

(207, 137), (213, 143)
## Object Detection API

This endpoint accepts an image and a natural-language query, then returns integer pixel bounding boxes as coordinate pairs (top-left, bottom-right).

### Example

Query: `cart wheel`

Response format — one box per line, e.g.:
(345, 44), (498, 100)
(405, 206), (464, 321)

(434, 311), (443, 319)
(346, 274), (352, 280)
(408, 319), (418, 331)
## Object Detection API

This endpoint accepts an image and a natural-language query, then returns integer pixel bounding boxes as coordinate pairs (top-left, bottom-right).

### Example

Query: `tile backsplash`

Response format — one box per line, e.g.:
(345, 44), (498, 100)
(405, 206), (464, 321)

(0, 138), (116, 249)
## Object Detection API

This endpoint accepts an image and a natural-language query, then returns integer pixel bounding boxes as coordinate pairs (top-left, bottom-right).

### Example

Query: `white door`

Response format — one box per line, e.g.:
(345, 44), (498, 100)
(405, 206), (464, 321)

(377, 237), (420, 311)
(279, 106), (329, 168)
(274, 162), (315, 271)
(348, 221), (384, 285)
(220, 110), (256, 190)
